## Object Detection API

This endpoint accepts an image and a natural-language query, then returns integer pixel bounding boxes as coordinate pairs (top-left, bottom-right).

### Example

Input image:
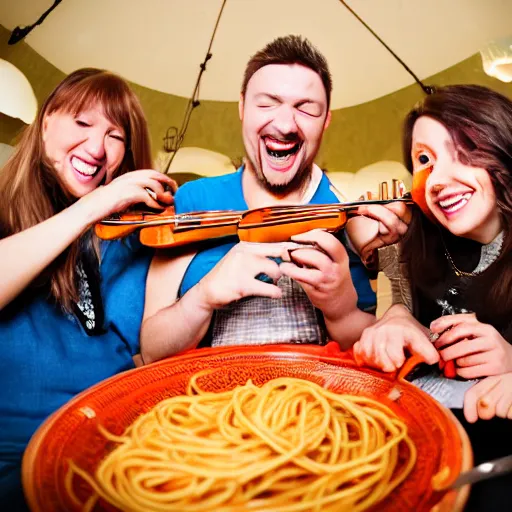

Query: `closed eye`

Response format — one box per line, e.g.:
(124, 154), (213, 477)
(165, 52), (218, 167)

(296, 102), (322, 117)
(75, 119), (90, 127)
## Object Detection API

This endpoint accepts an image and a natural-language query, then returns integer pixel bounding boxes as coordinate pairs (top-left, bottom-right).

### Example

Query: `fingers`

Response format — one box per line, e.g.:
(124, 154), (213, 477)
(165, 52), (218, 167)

(354, 329), (405, 373)
(255, 256), (283, 282)
(166, 178), (178, 194)
(406, 331), (440, 365)
(495, 387), (512, 419)
(457, 364), (498, 380)
(354, 330), (385, 371)
(142, 182), (174, 208)
(464, 377), (500, 423)
(239, 254), (283, 299)
(283, 248), (332, 274)
(375, 337), (397, 372)
(355, 204), (409, 238)
(430, 313), (477, 335)
(385, 201), (412, 224)
(439, 338), (488, 362)
(385, 338), (407, 370)
(247, 279), (283, 300)
(476, 380), (504, 420)
(434, 324), (484, 349)
(279, 262), (323, 286)
(237, 241), (304, 259)
(290, 230), (348, 263)
(455, 352), (489, 368)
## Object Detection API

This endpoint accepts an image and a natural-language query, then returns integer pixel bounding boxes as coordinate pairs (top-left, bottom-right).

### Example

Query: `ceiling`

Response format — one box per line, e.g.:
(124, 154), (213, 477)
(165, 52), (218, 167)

(1, 0), (511, 109)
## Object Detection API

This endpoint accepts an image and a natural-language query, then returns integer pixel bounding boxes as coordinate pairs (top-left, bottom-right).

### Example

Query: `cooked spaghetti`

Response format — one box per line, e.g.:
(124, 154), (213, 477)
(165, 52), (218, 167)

(66, 376), (416, 512)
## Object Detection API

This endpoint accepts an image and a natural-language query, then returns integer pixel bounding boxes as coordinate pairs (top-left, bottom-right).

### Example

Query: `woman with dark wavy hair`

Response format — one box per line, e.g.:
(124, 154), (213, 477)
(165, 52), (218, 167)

(354, 84), (512, 511)
(0, 68), (175, 509)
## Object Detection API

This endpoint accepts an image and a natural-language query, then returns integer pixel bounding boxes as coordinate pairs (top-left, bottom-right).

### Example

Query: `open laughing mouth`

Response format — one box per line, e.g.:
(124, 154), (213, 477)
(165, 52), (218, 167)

(437, 192), (473, 214)
(263, 136), (302, 163)
(71, 156), (101, 180)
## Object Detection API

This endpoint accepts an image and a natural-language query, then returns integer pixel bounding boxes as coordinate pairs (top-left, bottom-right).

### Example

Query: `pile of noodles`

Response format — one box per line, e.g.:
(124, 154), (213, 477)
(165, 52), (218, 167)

(67, 376), (416, 512)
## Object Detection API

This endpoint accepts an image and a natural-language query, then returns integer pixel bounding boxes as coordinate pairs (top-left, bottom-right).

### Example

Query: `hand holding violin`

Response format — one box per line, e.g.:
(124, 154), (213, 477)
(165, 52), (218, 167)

(346, 201), (411, 266)
(195, 241), (300, 311)
(279, 229), (355, 320)
(81, 169), (176, 223)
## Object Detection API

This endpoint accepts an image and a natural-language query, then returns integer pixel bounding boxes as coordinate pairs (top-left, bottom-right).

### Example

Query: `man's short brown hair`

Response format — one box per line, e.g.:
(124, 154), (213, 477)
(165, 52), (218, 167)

(241, 35), (332, 108)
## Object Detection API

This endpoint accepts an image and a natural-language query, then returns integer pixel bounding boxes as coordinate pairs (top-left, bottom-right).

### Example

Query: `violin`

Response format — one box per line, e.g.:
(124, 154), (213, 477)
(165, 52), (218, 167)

(95, 168), (432, 249)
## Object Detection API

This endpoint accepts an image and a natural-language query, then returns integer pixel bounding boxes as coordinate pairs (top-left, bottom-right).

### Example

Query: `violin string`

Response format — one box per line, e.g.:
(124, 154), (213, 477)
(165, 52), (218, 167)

(99, 197), (412, 227)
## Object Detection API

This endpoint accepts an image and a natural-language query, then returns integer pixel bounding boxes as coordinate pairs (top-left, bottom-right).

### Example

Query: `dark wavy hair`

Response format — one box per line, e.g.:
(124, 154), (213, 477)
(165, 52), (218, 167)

(401, 85), (512, 316)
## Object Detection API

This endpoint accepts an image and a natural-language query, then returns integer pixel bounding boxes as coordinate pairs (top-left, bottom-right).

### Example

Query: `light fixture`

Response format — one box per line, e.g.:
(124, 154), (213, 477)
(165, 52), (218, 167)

(480, 37), (512, 83)
(0, 59), (38, 124)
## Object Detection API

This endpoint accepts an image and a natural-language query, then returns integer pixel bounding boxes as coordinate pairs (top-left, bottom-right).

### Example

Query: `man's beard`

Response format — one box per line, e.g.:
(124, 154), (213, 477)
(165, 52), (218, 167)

(248, 156), (313, 197)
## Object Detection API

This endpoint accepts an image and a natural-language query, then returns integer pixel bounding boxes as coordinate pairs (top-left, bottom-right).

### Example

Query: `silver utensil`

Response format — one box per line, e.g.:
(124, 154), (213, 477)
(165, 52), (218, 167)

(450, 454), (512, 489)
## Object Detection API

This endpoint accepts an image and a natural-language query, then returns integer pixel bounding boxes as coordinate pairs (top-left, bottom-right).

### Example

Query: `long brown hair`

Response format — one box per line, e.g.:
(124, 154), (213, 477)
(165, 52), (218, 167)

(0, 68), (152, 311)
(401, 85), (512, 316)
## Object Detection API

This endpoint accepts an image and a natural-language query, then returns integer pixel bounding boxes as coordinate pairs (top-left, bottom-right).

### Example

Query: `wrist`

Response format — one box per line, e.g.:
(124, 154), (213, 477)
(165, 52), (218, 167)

(192, 279), (217, 314)
(73, 188), (107, 226)
(384, 303), (411, 319)
(322, 294), (358, 324)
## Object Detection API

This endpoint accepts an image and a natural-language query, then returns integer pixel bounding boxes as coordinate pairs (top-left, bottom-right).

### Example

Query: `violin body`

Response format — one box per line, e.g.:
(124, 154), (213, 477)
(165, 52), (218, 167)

(238, 206), (347, 243)
(94, 177), (427, 249)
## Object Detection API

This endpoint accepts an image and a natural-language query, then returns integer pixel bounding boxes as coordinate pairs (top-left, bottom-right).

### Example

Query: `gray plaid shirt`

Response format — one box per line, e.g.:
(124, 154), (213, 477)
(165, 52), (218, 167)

(211, 276), (326, 347)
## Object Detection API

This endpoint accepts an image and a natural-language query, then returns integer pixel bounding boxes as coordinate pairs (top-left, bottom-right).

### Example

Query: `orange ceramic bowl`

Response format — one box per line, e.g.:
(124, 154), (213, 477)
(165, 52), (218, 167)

(22, 343), (472, 512)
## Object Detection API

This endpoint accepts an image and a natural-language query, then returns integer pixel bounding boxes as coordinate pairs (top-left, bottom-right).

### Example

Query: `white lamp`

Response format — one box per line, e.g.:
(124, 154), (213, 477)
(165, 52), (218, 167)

(0, 59), (38, 123)
(480, 37), (512, 83)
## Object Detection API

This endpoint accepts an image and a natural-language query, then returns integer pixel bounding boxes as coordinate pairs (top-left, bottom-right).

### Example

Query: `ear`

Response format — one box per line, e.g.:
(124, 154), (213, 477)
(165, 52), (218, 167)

(323, 110), (332, 131)
(238, 94), (244, 121)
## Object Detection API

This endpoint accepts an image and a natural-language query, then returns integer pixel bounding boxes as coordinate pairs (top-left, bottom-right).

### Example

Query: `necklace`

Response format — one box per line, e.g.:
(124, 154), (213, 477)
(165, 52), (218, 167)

(443, 245), (478, 277)
(441, 231), (504, 278)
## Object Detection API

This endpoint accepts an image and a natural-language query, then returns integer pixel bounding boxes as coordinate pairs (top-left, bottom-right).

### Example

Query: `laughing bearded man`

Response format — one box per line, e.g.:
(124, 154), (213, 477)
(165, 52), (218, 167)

(140, 35), (409, 362)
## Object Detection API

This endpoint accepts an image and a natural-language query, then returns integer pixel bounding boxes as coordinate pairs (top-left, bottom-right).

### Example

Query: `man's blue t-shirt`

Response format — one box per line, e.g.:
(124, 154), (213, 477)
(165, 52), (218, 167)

(0, 237), (152, 507)
(175, 168), (376, 311)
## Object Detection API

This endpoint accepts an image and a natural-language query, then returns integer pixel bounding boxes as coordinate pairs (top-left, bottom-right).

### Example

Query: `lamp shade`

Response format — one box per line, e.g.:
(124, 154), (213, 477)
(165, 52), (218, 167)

(480, 37), (512, 83)
(0, 59), (38, 124)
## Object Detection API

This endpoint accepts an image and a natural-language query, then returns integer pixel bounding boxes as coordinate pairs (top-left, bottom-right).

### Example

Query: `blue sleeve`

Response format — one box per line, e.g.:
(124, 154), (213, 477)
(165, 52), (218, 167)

(100, 239), (153, 355)
(174, 180), (204, 214)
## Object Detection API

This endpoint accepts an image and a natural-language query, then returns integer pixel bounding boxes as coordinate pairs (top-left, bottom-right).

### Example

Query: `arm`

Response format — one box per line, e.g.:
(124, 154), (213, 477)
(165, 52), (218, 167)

(141, 242), (296, 363)
(0, 200), (98, 310)
(0, 169), (174, 310)
(140, 251), (210, 363)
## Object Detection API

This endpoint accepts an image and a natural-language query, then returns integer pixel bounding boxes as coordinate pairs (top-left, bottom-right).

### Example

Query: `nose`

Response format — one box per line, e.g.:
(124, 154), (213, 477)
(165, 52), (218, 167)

(84, 128), (106, 161)
(273, 105), (298, 136)
(426, 161), (451, 195)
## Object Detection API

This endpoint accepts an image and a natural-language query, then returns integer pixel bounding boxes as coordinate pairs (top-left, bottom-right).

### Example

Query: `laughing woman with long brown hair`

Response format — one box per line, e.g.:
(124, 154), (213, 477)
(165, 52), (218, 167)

(0, 68), (174, 509)
(354, 85), (512, 511)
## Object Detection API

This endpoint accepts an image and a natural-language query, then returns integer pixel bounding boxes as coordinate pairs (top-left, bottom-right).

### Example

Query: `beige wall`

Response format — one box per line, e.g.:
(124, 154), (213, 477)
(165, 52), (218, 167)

(1, 24), (511, 172)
